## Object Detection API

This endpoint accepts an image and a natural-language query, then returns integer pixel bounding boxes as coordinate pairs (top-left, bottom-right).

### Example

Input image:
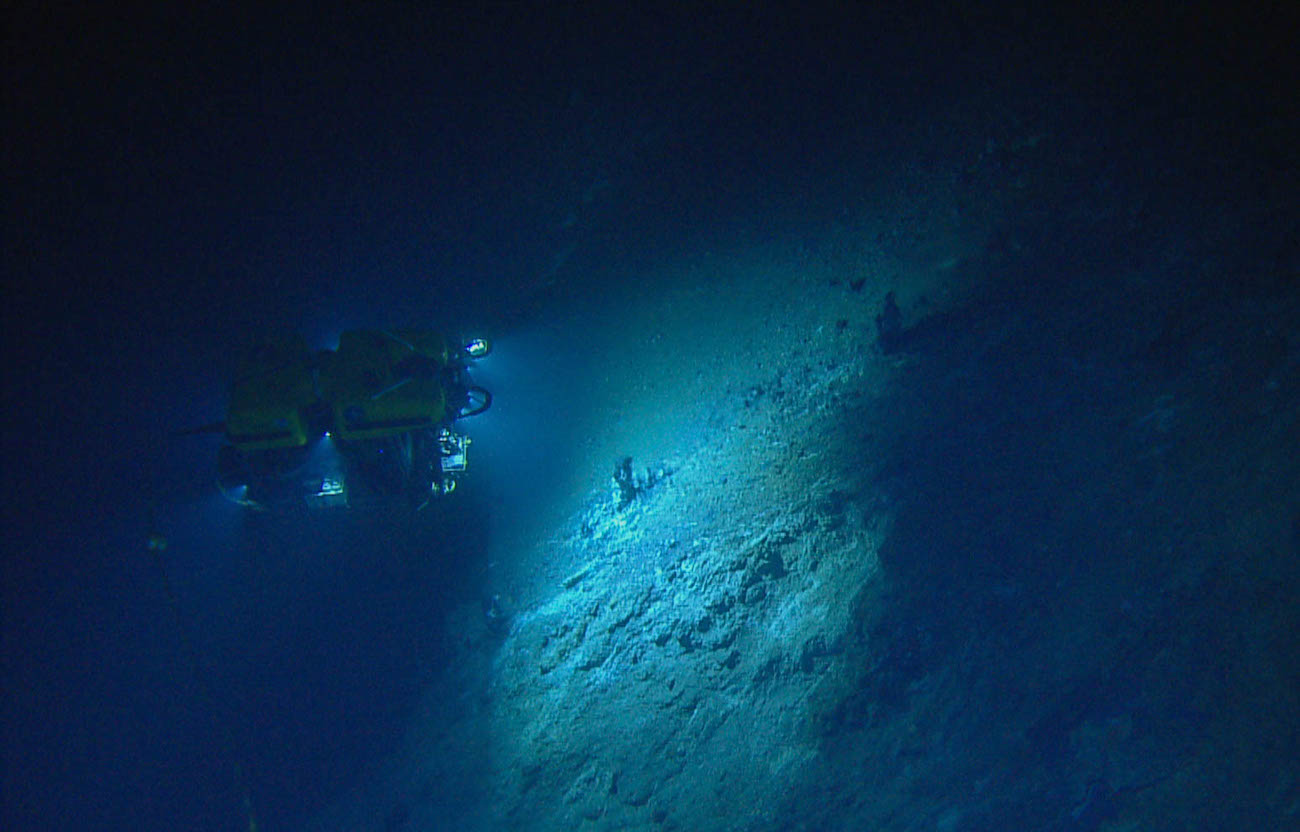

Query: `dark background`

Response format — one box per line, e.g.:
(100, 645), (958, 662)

(4, 3), (1294, 830)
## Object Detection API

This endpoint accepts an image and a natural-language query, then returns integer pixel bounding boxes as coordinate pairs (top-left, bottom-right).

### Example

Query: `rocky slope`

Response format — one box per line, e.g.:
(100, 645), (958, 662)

(310, 104), (1299, 832)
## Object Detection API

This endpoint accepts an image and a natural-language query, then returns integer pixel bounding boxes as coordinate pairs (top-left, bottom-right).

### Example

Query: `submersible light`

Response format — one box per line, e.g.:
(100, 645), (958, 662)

(465, 337), (492, 358)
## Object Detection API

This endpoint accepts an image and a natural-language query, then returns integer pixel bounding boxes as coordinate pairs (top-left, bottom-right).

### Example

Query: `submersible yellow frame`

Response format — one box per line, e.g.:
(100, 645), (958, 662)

(220, 329), (490, 510)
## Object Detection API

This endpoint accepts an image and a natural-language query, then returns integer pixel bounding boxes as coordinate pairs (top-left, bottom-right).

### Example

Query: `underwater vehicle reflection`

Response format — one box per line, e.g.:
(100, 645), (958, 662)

(209, 330), (491, 513)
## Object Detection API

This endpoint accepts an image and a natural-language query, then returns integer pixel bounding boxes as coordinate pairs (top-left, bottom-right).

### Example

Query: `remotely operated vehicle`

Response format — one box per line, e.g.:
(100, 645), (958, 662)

(215, 329), (491, 512)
